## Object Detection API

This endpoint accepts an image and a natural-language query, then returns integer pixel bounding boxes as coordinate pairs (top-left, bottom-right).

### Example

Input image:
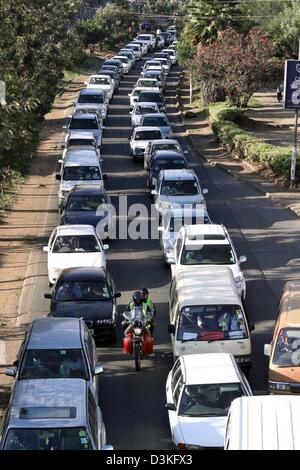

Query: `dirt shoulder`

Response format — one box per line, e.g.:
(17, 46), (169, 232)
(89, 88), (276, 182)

(0, 52), (106, 416)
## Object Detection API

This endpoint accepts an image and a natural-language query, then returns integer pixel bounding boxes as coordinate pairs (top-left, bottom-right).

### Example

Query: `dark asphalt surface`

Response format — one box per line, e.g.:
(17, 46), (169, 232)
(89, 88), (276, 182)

(91, 55), (300, 449)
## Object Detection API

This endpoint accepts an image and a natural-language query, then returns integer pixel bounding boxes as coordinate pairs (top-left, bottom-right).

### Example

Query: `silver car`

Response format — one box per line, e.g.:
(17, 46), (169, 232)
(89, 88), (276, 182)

(63, 113), (105, 148)
(140, 113), (173, 139)
(129, 126), (163, 160)
(130, 102), (160, 128)
(5, 317), (103, 397)
(158, 207), (212, 265)
(0, 377), (112, 450)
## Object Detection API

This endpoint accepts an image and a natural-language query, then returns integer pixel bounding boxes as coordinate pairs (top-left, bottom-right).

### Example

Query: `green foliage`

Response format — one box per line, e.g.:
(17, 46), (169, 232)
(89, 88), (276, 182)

(209, 102), (295, 178)
(77, 3), (138, 50)
(267, 1), (300, 58)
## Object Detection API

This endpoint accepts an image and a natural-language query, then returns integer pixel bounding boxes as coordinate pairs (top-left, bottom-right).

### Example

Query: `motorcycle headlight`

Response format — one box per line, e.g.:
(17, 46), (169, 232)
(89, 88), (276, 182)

(133, 327), (143, 335)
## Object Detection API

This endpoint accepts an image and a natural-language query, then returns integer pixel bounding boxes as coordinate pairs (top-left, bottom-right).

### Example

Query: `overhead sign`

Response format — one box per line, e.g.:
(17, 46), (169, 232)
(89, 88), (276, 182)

(284, 60), (300, 109)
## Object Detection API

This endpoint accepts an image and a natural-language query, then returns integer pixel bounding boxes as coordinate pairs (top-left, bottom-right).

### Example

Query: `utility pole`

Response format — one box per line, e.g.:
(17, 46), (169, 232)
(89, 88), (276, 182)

(290, 38), (300, 187)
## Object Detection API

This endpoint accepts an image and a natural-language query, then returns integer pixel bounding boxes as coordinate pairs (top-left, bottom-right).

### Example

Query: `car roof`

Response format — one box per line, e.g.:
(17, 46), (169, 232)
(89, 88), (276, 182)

(180, 353), (240, 385)
(68, 186), (107, 198)
(89, 74), (111, 79)
(70, 113), (98, 120)
(28, 317), (83, 349)
(55, 224), (96, 236)
(64, 153), (99, 166)
(8, 379), (87, 429)
(175, 266), (239, 307)
(79, 88), (105, 96)
(278, 281), (300, 327)
(228, 395), (300, 450)
(160, 169), (196, 180)
(139, 90), (163, 96)
(64, 149), (98, 159)
(152, 139), (180, 146)
(134, 126), (163, 132)
(182, 224), (229, 246)
(142, 113), (167, 119)
(57, 267), (107, 283)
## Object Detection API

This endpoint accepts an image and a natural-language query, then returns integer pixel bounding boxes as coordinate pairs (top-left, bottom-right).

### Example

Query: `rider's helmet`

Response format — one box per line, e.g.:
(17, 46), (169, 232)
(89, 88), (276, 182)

(132, 290), (143, 306)
(140, 287), (149, 302)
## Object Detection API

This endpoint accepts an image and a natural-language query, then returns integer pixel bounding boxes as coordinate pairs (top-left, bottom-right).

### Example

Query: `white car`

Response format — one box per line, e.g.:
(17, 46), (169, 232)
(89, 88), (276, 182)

(166, 353), (252, 450)
(172, 224), (247, 298)
(128, 87), (154, 110)
(126, 43), (142, 60)
(158, 207), (212, 265)
(43, 225), (109, 286)
(135, 78), (160, 91)
(162, 48), (178, 65)
(142, 60), (164, 76)
(129, 126), (163, 160)
(130, 102), (160, 128)
(135, 34), (156, 52)
(113, 55), (132, 74)
(132, 40), (148, 56)
(85, 75), (114, 100)
(140, 113), (173, 139)
(74, 89), (109, 122)
(61, 132), (101, 161)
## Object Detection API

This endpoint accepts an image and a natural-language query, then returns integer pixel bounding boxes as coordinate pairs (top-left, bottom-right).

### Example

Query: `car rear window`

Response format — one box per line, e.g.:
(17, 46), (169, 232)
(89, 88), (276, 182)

(69, 118), (98, 130)
(78, 94), (104, 104)
(135, 130), (162, 140)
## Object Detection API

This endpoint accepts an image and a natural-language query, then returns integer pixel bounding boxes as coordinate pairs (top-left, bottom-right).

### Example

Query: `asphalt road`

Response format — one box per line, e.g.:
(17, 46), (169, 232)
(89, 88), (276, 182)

(14, 53), (300, 450)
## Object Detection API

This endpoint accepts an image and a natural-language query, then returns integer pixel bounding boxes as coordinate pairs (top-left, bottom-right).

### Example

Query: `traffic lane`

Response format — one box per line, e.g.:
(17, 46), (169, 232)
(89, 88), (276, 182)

(98, 57), (174, 449)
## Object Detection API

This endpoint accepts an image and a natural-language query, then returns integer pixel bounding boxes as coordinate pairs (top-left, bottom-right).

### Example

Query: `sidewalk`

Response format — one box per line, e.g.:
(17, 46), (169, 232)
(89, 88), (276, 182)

(178, 83), (300, 217)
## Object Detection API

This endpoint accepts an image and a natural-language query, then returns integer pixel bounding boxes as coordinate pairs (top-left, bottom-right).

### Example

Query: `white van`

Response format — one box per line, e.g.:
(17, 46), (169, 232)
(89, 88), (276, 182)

(225, 395), (300, 450)
(168, 266), (254, 370)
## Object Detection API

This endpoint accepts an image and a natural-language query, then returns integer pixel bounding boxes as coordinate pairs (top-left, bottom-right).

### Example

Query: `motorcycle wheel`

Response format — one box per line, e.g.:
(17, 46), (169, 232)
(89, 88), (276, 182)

(134, 343), (141, 371)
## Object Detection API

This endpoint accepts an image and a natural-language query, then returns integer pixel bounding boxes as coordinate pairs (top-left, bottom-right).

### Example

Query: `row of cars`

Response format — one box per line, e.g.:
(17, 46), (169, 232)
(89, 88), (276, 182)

(0, 32), (168, 451)
(119, 37), (259, 449)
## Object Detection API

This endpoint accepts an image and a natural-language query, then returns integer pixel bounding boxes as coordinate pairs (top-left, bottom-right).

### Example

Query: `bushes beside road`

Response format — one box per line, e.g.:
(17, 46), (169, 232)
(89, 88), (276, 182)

(208, 102), (295, 179)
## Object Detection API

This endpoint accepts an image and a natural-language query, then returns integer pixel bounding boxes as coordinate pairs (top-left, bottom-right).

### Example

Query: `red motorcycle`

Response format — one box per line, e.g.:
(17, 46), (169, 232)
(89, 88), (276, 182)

(122, 307), (153, 371)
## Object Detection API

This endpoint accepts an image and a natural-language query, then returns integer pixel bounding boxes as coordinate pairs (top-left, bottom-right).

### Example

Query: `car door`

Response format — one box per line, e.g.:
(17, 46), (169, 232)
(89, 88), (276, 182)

(168, 363), (184, 441)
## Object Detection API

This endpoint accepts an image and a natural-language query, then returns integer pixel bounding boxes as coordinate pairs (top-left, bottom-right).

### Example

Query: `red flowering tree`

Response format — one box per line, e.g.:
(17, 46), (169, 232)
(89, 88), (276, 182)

(194, 27), (278, 107)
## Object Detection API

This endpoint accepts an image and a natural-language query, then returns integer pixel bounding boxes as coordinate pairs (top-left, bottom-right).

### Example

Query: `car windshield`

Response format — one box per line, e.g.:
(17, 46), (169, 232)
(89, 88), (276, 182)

(63, 166), (101, 181)
(178, 383), (244, 417)
(138, 80), (158, 88)
(273, 328), (300, 366)
(177, 305), (248, 341)
(52, 235), (100, 253)
(135, 106), (158, 115)
(66, 195), (107, 212)
(19, 349), (89, 380)
(55, 280), (111, 302)
(4, 427), (92, 450)
(168, 215), (209, 232)
(138, 35), (151, 40)
(69, 118), (98, 130)
(154, 143), (181, 153)
(143, 116), (169, 127)
(67, 139), (95, 148)
(144, 73), (161, 80)
(135, 130), (162, 140)
(160, 179), (198, 196)
(153, 159), (185, 173)
(139, 93), (163, 103)
(181, 243), (235, 265)
(78, 95), (104, 104)
(89, 77), (110, 85)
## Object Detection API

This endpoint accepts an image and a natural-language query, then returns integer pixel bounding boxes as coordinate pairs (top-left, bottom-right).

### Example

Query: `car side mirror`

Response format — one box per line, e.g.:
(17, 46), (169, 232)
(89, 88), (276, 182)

(168, 324), (175, 335)
(129, 111), (133, 115)
(94, 365), (104, 375)
(165, 403), (176, 411)
(113, 292), (122, 298)
(151, 190), (157, 196)
(100, 126), (106, 130)
(84, 81), (88, 85)
(43, 246), (50, 252)
(103, 244), (109, 250)
(157, 227), (163, 232)
(5, 367), (16, 378)
(103, 174), (108, 180)
(44, 293), (52, 299)
(62, 125), (67, 130)
(249, 323), (255, 332)
(58, 159), (63, 164)
(56, 174), (61, 181)
(239, 255), (247, 264)
(264, 343), (271, 356)
(61, 144), (65, 149)
(202, 188), (208, 195)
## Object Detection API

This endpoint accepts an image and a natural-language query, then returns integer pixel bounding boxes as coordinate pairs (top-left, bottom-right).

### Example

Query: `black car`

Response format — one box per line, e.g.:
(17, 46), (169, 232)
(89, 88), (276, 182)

(147, 151), (188, 190)
(137, 90), (166, 112)
(46, 267), (121, 342)
(102, 59), (123, 76)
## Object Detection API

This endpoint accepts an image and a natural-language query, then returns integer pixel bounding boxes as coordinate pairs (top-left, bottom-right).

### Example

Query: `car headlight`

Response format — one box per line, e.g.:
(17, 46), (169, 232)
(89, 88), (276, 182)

(269, 381), (291, 391)
(235, 275), (243, 289)
(178, 443), (203, 450)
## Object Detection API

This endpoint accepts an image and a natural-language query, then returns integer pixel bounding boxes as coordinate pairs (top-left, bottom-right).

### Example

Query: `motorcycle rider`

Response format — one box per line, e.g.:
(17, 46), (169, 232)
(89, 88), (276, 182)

(276, 83), (283, 102)
(122, 291), (152, 333)
(140, 287), (156, 336)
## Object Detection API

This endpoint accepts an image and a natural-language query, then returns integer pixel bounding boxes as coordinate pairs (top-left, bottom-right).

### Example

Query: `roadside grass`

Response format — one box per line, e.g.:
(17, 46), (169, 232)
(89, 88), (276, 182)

(208, 102), (299, 180)
(0, 174), (25, 216)
(247, 96), (263, 108)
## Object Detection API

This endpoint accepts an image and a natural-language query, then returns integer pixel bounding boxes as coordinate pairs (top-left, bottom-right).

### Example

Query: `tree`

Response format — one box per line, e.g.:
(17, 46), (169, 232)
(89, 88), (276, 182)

(194, 27), (278, 107)
(267, 0), (300, 58)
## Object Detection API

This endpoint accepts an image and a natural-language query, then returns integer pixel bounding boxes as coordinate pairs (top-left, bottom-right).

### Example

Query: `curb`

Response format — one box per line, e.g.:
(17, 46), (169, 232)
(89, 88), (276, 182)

(177, 78), (300, 219)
